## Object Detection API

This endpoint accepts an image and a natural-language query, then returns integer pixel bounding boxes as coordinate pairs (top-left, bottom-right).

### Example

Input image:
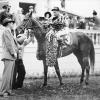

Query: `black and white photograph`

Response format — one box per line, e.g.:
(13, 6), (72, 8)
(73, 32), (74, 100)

(0, 0), (100, 99)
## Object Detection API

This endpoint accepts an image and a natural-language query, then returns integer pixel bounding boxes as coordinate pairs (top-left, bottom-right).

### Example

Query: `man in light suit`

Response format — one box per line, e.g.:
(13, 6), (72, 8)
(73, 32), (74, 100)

(0, 18), (18, 97)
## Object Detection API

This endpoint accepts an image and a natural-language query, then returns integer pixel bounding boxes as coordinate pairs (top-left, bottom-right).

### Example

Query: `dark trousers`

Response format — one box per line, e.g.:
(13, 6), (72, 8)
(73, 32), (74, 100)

(12, 59), (26, 89)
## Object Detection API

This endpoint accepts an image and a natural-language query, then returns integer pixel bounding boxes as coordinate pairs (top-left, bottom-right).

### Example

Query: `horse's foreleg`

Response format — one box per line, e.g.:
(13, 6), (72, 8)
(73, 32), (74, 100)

(83, 57), (90, 85)
(54, 60), (63, 86)
(80, 66), (85, 84)
(43, 60), (48, 87)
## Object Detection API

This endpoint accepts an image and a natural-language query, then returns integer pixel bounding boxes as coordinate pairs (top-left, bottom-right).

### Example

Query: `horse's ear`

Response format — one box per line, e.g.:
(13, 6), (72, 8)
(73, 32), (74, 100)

(25, 12), (32, 19)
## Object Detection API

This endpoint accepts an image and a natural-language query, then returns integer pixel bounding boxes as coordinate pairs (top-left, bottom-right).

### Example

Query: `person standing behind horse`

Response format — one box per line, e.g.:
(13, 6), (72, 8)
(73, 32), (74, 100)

(0, 18), (18, 97)
(45, 7), (64, 66)
(43, 11), (52, 32)
(52, 7), (64, 26)
(44, 11), (52, 22)
(51, 7), (71, 44)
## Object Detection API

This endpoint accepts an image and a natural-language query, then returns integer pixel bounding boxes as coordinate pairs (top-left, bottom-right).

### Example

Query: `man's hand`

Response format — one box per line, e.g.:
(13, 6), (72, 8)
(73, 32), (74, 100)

(12, 53), (17, 59)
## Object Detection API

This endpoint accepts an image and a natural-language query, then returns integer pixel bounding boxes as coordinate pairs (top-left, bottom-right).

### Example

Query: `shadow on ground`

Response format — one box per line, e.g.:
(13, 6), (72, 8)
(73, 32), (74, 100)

(0, 76), (100, 100)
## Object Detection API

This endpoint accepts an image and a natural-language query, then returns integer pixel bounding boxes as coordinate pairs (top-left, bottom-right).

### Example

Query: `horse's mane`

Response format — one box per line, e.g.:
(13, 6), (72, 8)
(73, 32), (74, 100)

(31, 17), (45, 33)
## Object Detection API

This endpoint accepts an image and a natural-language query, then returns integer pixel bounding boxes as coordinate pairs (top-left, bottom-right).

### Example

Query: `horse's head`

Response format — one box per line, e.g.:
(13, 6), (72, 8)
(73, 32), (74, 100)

(16, 12), (45, 42)
(16, 13), (33, 36)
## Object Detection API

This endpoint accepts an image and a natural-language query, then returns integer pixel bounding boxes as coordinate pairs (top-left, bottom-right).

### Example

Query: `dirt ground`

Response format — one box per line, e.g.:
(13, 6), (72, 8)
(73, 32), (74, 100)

(0, 76), (100, 100)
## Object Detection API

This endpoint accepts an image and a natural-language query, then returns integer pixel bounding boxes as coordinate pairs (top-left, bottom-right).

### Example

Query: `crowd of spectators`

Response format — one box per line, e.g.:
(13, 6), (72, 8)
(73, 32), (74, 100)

(38, 9), (99, 31)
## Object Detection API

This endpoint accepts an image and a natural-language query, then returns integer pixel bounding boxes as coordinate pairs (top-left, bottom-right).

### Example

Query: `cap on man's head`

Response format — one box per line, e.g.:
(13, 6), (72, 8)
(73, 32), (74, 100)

(52, 7), (60, 11)
(3, 18), (15, 26)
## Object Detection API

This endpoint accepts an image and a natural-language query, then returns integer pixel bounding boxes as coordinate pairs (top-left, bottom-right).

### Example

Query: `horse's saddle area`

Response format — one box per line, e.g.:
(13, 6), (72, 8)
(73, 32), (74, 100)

(56, 28), (73, 46)
(45, 28), (75, 58)
(46, 27), (73, 46)
(57, 33), (73, 58)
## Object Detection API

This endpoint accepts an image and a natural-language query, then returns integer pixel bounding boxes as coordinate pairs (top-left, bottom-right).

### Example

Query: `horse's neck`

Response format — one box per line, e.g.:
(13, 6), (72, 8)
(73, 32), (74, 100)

(35, 34), (45, 44)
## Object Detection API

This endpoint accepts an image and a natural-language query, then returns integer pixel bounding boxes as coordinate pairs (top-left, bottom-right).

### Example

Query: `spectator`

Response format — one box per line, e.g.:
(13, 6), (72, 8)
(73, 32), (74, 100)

(43, 11), (52, 31)
(51, 7), (66, 31)
(0, 18), (18, 97)
(92, 10), (100, 30)
(68, 16), (74, 29)
(44, 11), (52, 20)
(79, 18), (86, 29)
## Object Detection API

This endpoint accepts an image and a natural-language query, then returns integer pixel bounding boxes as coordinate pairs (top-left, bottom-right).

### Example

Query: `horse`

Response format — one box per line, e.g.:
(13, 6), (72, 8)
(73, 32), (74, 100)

(16, 13), (95, 87)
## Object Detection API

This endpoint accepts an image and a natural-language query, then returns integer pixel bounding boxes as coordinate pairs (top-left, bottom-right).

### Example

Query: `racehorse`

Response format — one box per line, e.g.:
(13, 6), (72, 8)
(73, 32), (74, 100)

(16, 13), (95, 87)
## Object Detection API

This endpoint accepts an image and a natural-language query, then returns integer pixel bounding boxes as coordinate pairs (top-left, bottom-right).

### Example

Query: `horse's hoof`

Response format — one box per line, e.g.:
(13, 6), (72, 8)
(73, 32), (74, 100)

(79, 81), (84, 87)
(80, 79), (84, 85)
(85, 81), (89, 85)
(42, 84), (47, 88)
(60, 83), (64, 86)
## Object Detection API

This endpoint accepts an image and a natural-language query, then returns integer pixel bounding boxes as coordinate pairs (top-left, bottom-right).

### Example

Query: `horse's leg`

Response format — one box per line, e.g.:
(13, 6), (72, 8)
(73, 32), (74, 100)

(74, 51), (85, 84)
(54, 60), (63, 86)
(43, 60), (48, 87)
(83, 57), (90, 85)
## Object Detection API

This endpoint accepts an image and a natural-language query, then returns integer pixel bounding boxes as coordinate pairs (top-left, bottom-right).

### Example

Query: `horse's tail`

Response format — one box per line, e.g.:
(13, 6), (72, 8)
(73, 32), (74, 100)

(90, 40), (95, 72)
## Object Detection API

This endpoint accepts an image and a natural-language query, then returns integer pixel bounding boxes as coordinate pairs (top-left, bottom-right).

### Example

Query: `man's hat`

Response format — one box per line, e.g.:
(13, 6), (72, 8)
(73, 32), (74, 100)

(3, 18), (15, 26)
(52, 7), (60, 11)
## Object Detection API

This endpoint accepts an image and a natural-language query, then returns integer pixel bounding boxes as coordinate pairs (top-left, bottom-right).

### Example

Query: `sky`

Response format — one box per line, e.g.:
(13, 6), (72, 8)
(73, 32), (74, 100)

(65, 0), (100, 17)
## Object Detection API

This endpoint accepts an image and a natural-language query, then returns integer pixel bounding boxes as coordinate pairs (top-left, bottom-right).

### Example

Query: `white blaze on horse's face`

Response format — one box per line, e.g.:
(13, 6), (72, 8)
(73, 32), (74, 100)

(29, 8), (34, 13)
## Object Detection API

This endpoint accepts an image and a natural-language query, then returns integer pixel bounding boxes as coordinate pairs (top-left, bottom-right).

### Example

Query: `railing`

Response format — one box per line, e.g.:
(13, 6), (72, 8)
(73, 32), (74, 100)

(71, 29), (100, 47)
(86, 31), (100, 46)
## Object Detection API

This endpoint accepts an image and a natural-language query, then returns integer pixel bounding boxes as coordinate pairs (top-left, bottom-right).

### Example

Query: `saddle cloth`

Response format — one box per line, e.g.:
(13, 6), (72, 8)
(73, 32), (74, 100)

(46, 27), (72, 46)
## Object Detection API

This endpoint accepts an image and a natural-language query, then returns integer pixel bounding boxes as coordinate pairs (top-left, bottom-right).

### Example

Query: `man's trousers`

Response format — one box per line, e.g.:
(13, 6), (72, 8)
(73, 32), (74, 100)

(12, 59), (26, 89)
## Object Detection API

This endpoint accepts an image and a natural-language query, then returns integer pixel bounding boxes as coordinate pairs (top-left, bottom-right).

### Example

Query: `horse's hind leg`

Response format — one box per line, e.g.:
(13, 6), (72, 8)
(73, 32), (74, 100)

(77, 54), (90, 85)
(54, 60), (63, 86)
(74, 52), (85, 84)
(83, 57), (90, 85)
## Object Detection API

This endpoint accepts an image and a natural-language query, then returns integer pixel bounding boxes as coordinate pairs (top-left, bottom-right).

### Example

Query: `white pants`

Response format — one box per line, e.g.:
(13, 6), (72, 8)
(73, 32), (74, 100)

(0, 60), (15, 94)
